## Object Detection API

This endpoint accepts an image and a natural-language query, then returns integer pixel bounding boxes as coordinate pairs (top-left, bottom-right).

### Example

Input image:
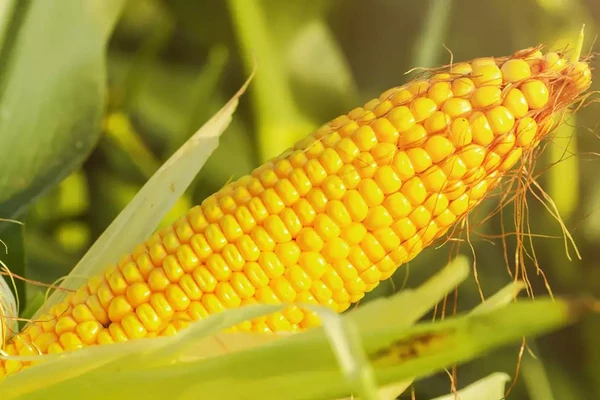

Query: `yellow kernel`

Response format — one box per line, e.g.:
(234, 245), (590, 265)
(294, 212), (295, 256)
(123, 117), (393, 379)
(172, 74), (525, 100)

(452, 77), (475, 97)
(501, 59), (531, 83)
(501, 147), (523, 170)
(352, 125), (378, 151)
(460, 144), (486, 168)
(136, 303), (162, 331)
(215, 282), (242, 308)
(293, 198), (316, 225)
(373, 227), (400, 251)
(371, 117), (399, 143)
(304, 159), (328, 186)
(163, 256), (184, 283)
(392, 151), (416, 180)
(326, 200), (352, 228)
(59, 332), (83, 351)
(486, 106), (515, 135)
(502, 88), (528, 118)
(471, 86), (502, 109)
(244, 261), (269, 288)
(342, 191), (368, 222)
(543, 52), (566, 72)
(205, 223), (228, 251)
(55, 316), (77, 336)
(107, 270), (127, 295)
(122, 314), (147, 339)
(388, 106), (416, 132)
(360, 265), (382, 285)
(340, 222), (367, 245)
(189, 301), (210, 321)
(371, 142), (396, 165)
(449, 194), (470, 216)
(192, 266), (217, 293)
(516, 117), (538, 147)
(451, 62), (472, 75)
(235, 235), (260, 262)
(289, 168), (313, 196)
(470, 113), (494, 146)
(202, 294), (226, 314)
(319, 148), (344, 174)
(108, 295), (133, 322)
(263, 215), (291, 243)
(424, 135), (455, 163)
(411, 97), (438, 122)
(206, 254), (231, 281)
(338, 164), (361, 189)
(256, 286), (280, 304)
(322, 175), (347, 200)
(389, 89), (414, 105)
(285, 265), (313, 292)
(258, 252), (285, 279)
(383, 192), (412, 219)
(165, 284), (191, 311)
(472, 57), (496, 69)
(427, 82), (452, 106)
(520, 79), (549, 110)
(47, 343), (64, 354)
(401, 177), (427, 205)
(449, 118), (473, 147)
(86, 295), (110, 325)
(398, 124), (427, 147)
(250, 226), (275, 253)
(297, 227), (324, 251)
(32, 332), (58, 353)
(424, 111), (451, 133)
(435, 209), (457, 227)
(270, 277), (297, 302)
(71, 304), (95, 323)
(408, 80), (430, 95)
(364, 205), (394, 230)
(348, 247), (372, 272)
(261, 188), (286, 215)
(150, 292), (174, 320)
(494, 132), (516, 155)
(472, 64), (503, 86)
(266, 312), (293, 331)
(275, 242), (301, 267)
(406, 148), (432, 173)
(424, 193), (450, 216)
(299, 252), (327, 279)
(335, 137), (360, 163)
(306, 188), (328, 212)
(190, 234), (213, 262)
(373, 165), (402, 194)
(313, 213), (341, 241)
(357, 178), (385, 207)
(442, 98), (472, 118)
(176, 244), (200, 272)
(422, 167), (448, 192)
(409, 206), (432, 229)
(440, 155), (468, 180)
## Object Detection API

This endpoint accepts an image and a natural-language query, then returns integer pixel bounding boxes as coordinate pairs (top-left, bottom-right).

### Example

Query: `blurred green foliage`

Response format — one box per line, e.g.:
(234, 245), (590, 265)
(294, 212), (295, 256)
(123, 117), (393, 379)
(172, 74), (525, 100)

(2, 0), (600, 398)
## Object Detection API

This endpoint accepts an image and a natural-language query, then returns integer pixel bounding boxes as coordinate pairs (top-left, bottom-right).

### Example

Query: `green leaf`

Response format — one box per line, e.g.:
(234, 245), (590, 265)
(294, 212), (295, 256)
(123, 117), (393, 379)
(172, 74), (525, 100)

(428, 372), (511, 400)
(0, 0), (125, 220)
(32, 73), (253, 320)
(0, 219), (25, 315)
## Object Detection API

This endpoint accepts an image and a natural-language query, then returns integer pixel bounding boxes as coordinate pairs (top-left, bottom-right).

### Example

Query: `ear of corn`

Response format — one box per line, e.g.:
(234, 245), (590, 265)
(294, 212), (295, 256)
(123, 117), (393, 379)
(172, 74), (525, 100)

(0, 45), (592, 379)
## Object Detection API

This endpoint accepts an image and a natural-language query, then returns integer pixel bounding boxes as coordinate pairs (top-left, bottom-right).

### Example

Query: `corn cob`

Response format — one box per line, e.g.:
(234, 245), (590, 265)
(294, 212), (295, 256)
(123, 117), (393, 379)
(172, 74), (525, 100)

(0, 46), (592, 379)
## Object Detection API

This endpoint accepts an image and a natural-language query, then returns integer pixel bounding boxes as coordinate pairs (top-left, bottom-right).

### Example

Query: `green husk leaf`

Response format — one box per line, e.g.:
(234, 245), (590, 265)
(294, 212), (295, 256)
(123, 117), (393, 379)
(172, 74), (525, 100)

(32, 69), (254, 320)
(428, 372), (511, 400)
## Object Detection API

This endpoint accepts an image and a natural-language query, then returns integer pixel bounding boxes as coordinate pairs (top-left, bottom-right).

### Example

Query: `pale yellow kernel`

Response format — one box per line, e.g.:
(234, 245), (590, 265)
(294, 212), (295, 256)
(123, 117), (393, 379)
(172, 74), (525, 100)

(502, 88), (529, 118)
(501, 59), (531, 83)
(442, 98), (472, 118)
(435, 209), (457, 227)
(323, 131), (342, 147)
(392, 151), (416, 180)
(348, 107), (366, 120)
(107, 270), (127, 295)
(520, 79), (549, 110)
(372, 99), (392, 116)
(86, 295), (110, 325)
(424, 111), (451, 133)
(401, 177), (427, 205)
(406, 148), (432, 173)
(360, 265), (382, 285)
(32, 332), (58, 353)
(470, 112), (494, 146)
(424, 135), (455, 163)
(339, 121), (360, 137)
(543, 52), (566, 72)
(472, 57), (496, 68)
(343, 190), (369, 222)
(389, 89), (414, 105)
(427, 82), (452, 106)
(71, 304), (95, 324)
(373, 165), (402, 194)
(388, 106), (416, 132)
(408, 80), (430, 95)
(451, 62), (472, 75)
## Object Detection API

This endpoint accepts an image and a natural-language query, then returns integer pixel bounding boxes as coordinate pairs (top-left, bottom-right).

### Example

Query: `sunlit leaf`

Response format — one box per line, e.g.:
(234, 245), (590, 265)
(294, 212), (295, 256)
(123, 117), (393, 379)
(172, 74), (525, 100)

(428, 372), (510, 400)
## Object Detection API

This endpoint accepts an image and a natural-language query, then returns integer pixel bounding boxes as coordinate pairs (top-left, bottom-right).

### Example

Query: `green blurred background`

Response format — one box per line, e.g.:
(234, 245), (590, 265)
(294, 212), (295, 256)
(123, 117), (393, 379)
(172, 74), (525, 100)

(12, 0), (600, 398)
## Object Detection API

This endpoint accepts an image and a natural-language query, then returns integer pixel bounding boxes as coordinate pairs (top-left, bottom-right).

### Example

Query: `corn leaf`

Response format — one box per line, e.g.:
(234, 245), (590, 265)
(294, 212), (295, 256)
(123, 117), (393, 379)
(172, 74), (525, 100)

(428, 372), (511, 400)
(0, 0), (125, 221)
(32, 70), (254, 319)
